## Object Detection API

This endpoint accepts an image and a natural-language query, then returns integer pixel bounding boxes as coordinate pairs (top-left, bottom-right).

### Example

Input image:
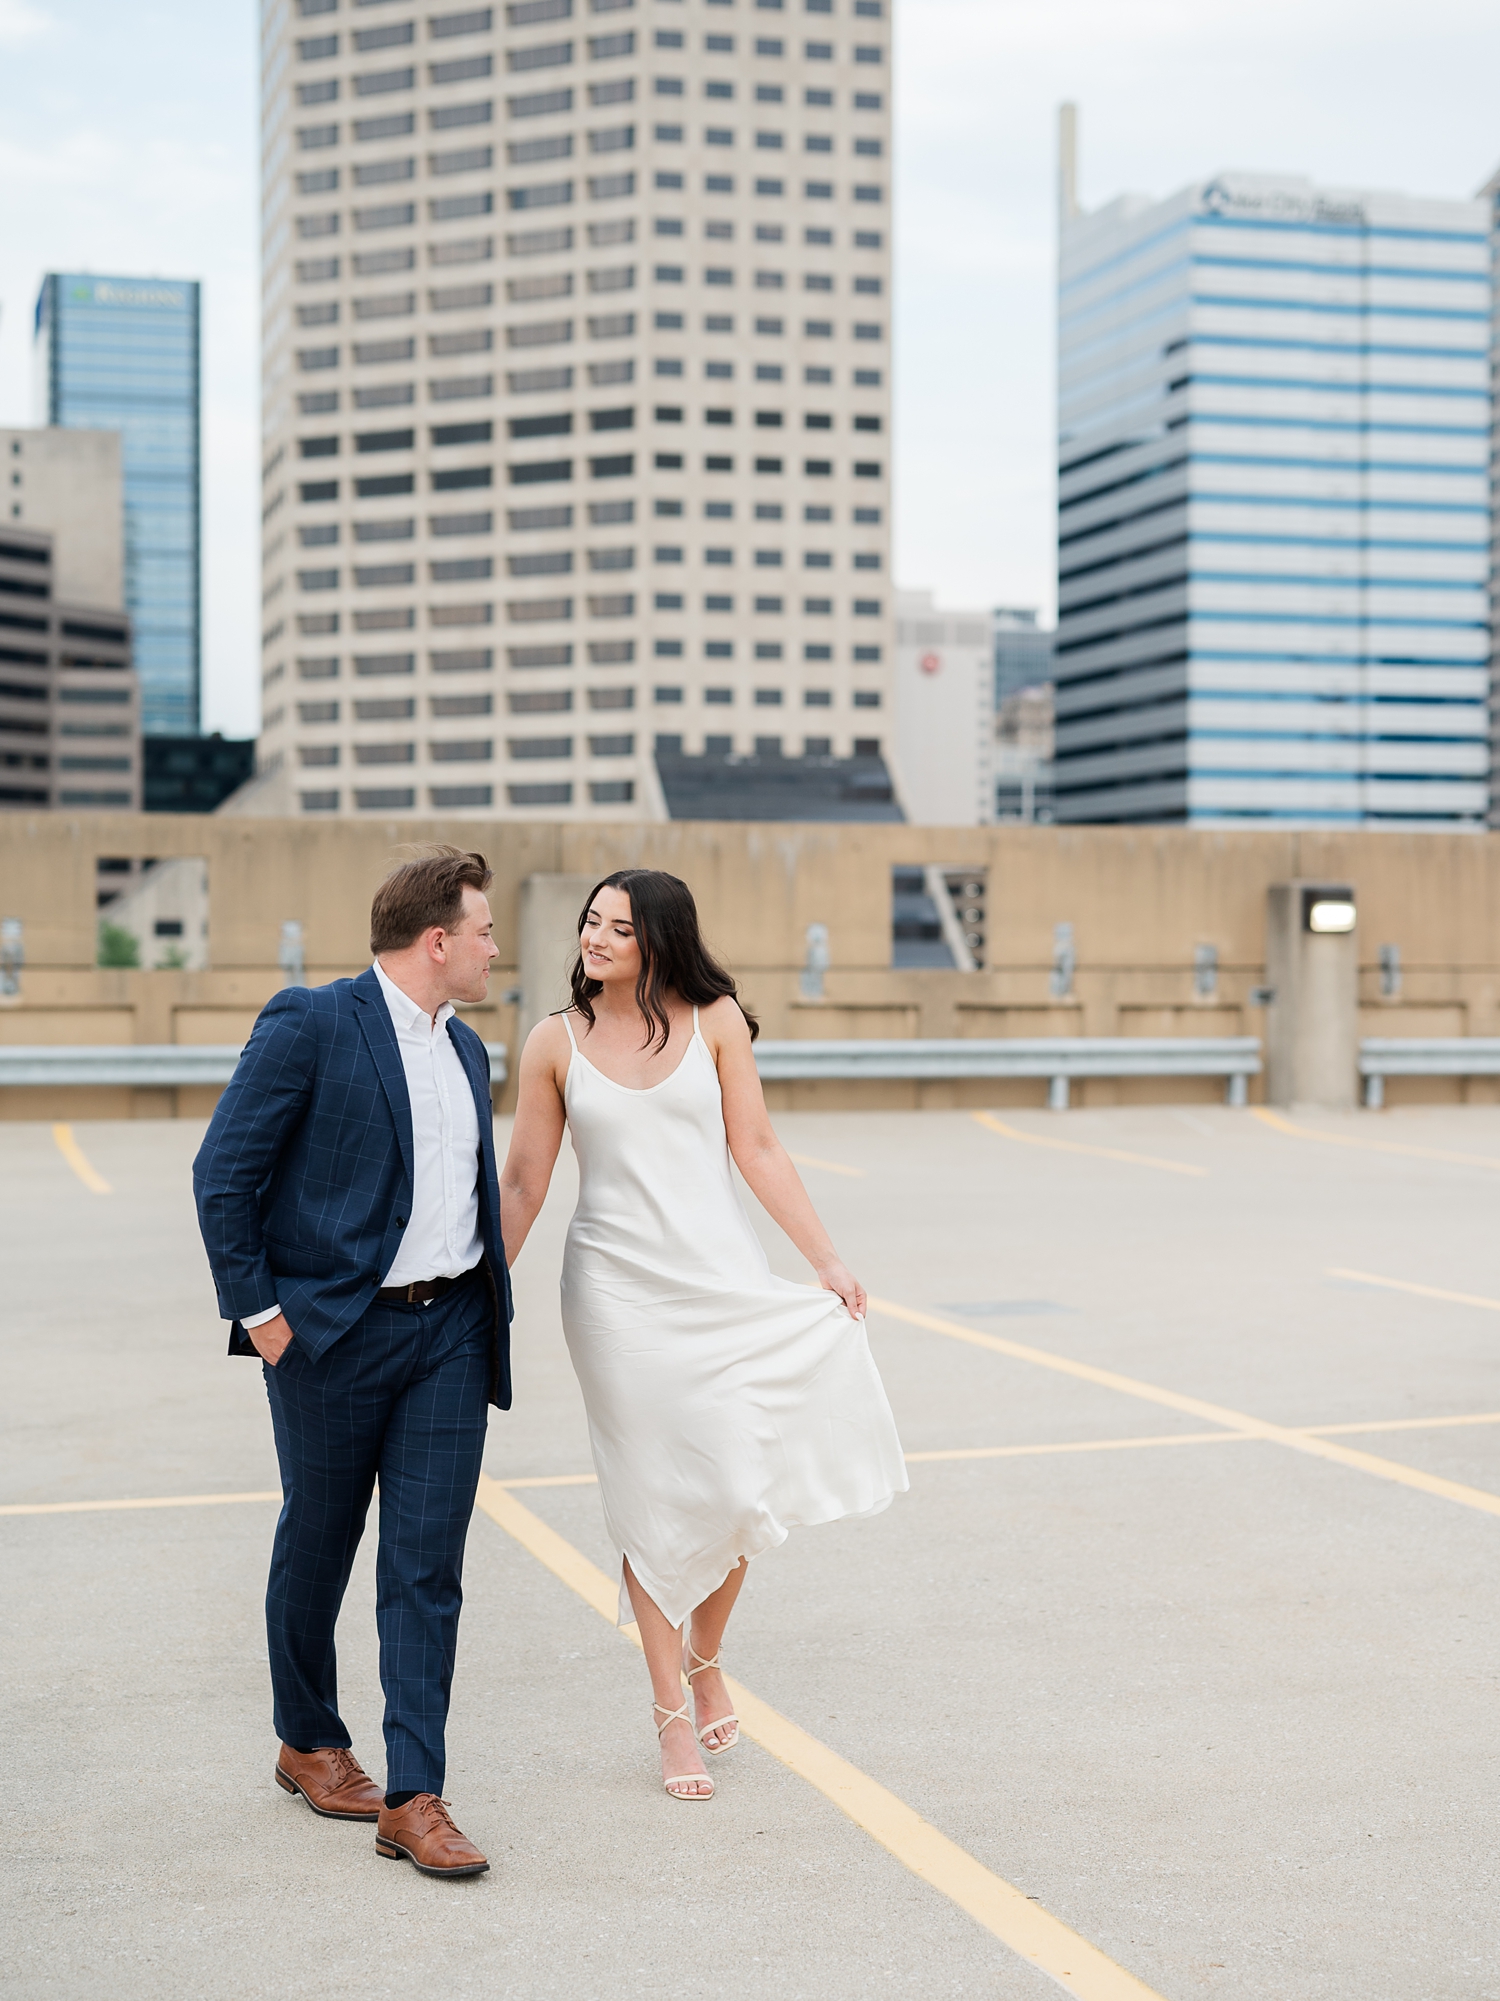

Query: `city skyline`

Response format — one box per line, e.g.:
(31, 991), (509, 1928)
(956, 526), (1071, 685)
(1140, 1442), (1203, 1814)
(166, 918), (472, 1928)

(36, 271), (202, 737)
(1054, 164), (1489, 826)
(1, 0), (1499, 741)
(250, 0), (895, 824)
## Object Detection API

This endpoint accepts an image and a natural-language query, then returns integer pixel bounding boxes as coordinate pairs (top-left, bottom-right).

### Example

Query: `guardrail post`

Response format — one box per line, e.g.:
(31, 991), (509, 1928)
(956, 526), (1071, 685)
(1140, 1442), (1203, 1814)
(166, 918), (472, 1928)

(1226, 1073), (1247, 1108)
(278, 921), (306, 989)
(1048, 1074), (1069, 1111)
(0, 918), (21, 1001)
(1364, 1073), (1385, 1110)
(800, 921), (830, 1002)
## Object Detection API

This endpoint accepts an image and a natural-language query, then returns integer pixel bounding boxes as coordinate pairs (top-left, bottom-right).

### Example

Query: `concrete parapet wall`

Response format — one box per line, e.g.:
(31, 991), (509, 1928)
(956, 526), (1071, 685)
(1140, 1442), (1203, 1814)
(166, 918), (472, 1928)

(3, 814), (1500, 1116)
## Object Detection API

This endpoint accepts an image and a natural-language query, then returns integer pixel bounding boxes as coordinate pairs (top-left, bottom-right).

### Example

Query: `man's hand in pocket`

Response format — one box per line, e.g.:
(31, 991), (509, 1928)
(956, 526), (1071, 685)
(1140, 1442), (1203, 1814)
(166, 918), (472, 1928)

(248, 1312), (295, 1367)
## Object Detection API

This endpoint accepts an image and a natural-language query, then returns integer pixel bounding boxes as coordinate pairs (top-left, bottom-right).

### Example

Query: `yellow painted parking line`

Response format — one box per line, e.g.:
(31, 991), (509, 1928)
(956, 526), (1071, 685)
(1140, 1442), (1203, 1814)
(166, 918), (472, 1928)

(868, 1296), (1500, 1522)
(904, 1413), (1500, 1465)
(52, 1123), (111, 1194)
(497, 1472), (600, 1489)
(972, 1111), (1207, 1179)
(1311, 1410), (1500, 1436)
(16, 1408), (1500, 1521)
(1329, 1267), (1500, 1314)
(0, 1489), (279, 1518)
(473, 1473), (1165, 1999)
(1252, 1106), (1500, 1170)
(905, 1433), (1246, 1464)
(787, 1151), (867, 1178)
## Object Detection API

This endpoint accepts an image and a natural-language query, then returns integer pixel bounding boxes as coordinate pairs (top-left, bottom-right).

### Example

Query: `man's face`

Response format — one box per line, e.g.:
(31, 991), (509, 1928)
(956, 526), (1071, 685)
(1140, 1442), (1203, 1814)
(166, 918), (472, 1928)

(438, 886), (499, 1003)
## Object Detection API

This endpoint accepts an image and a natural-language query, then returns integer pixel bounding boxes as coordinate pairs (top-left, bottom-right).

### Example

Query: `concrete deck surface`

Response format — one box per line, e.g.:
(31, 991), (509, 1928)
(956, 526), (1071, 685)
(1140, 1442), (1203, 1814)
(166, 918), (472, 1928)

(5, 1102), (1500, 2000)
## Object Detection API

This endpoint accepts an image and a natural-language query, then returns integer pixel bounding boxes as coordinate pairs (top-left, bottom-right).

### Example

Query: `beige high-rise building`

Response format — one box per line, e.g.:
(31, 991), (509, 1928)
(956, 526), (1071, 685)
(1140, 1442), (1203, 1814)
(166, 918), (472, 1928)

(255, 0), (893, 821)
(0, 431), (139, 815)
(1, 427), (125, 610)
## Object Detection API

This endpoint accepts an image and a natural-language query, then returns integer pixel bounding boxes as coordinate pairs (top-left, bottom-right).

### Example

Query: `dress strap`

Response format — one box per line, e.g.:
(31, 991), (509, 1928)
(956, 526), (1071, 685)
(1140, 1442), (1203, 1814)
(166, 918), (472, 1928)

(692, 1004), (700, 1037)
(559, 1007), (579, 1051)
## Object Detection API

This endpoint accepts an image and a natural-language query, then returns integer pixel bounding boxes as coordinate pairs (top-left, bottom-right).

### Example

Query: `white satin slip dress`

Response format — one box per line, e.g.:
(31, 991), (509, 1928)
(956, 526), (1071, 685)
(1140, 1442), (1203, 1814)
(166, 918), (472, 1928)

(557, 1005), (908, 1627)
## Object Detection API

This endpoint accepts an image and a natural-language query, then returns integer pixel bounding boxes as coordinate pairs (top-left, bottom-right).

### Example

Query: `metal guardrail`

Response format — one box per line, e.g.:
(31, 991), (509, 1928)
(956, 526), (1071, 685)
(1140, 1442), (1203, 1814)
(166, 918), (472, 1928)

(1359, 1037), (1500, 1109)
(753, 1036), (1262, 1109)
(0, 1043), (510, 1088)
(13, 1032), (1498, 1113)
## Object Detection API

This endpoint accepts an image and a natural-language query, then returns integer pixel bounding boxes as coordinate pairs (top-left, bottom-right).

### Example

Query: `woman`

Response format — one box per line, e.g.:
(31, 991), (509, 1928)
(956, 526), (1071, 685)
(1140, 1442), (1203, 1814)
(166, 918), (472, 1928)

(499, 869), (907, 1801)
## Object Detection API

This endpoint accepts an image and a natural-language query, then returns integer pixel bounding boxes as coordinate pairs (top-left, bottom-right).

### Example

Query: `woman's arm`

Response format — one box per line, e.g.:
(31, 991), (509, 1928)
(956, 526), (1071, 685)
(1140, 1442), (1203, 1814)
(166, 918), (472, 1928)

(708, 997), (867, 1319)
(498, 1016), (570, 1265)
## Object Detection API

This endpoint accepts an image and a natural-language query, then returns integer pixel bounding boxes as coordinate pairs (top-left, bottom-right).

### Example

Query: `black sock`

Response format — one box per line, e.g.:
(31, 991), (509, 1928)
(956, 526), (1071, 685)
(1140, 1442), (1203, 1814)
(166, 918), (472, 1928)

(384, 1789), (419, 1809)
(291, 1746), (315, 1755)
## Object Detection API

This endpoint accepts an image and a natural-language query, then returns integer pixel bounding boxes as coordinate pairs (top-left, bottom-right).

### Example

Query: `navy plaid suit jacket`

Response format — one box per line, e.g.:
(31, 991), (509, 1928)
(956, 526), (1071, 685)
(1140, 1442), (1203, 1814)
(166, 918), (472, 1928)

(192, 965), (513, 1409)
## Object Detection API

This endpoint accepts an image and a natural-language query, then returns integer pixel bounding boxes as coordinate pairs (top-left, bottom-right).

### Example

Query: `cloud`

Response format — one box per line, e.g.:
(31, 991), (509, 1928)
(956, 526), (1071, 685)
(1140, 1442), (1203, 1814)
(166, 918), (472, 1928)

(0, 0), (51, 43)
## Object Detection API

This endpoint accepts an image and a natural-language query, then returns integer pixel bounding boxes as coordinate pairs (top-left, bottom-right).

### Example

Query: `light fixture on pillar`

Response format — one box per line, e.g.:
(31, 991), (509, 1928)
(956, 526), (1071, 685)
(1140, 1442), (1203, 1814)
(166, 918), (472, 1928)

(1304, 888), (1355, 934)
(1266, 882), (1359, 1108)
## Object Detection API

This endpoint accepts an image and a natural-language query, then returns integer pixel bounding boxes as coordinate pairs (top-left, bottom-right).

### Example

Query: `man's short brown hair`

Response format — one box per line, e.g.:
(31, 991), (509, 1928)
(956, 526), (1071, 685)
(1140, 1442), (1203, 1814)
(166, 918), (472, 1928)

(370, 846), (494, 954)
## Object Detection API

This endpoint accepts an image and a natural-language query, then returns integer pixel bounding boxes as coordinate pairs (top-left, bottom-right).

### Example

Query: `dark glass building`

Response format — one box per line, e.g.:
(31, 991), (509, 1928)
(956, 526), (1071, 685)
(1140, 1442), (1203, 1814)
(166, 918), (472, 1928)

(35, 274), (201, 737)
(142, 734), (254, 813)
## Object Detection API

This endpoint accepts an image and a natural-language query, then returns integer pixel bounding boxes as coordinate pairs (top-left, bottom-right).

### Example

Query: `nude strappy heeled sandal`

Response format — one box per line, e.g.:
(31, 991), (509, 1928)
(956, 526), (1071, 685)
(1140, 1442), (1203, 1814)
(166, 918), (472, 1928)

(653, 1701), (714, 1800)
(683, 1641), (740, 1754)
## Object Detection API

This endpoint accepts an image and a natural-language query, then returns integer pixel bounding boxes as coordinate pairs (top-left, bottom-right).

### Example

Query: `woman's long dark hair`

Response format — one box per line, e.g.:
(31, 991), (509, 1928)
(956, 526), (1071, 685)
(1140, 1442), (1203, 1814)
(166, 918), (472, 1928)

(568, 869), (759, 1051)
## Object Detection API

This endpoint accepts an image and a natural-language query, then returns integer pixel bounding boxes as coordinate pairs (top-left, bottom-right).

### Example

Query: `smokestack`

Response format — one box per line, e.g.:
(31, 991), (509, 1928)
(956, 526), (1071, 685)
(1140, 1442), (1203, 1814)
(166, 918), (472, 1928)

(1058, 102), (1079, 224)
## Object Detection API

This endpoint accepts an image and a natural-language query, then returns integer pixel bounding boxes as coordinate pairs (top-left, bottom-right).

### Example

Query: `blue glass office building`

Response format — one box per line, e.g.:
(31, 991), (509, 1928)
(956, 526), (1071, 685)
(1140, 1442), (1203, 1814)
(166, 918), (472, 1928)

(1055, 173), (1491, 824)
(36, 273), (201, 736)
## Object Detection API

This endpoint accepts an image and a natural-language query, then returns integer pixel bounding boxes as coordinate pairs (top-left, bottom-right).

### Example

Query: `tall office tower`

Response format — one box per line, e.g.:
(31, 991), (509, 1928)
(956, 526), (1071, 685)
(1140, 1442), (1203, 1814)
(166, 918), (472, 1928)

(1055, 134), (1491, 825)
(257, 0), (892, 822)
(34, 275), (202, 739)
(1480, 160), (1500, 828)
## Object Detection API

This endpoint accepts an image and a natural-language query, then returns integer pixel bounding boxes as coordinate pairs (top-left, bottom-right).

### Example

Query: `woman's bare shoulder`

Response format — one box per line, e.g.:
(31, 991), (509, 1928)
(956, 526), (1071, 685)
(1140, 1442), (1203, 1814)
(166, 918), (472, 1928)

(523, 1011), (575, 1069)
(698, 993), (753, 1046)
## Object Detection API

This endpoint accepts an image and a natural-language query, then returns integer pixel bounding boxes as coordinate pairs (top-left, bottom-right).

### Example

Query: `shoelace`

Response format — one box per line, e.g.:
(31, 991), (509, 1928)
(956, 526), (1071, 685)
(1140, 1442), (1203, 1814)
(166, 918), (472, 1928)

(416, 1796), (457, 1831)
(325, 1748), (361, 1788)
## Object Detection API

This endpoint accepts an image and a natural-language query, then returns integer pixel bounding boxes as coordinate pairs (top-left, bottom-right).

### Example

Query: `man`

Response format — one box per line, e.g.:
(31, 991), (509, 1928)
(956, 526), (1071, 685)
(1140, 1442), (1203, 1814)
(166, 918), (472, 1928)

(194, 847), (512, 1879)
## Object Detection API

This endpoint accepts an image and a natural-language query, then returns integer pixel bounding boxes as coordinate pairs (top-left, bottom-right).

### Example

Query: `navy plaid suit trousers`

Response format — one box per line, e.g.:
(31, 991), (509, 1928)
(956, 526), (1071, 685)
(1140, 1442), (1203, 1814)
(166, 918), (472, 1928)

(262, 1271), (491, 1796)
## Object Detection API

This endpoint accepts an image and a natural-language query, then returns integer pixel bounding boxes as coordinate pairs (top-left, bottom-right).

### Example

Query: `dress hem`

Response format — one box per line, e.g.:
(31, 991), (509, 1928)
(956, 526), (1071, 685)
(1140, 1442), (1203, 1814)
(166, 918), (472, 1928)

(613, 1479), (905, 1628)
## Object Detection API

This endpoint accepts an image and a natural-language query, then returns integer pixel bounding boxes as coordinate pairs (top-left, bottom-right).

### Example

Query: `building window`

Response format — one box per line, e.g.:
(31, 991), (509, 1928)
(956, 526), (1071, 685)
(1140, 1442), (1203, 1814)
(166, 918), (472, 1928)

(431, 783), (494, 806)
(508, 781), (573, 804)
(433, 53), (495, 83)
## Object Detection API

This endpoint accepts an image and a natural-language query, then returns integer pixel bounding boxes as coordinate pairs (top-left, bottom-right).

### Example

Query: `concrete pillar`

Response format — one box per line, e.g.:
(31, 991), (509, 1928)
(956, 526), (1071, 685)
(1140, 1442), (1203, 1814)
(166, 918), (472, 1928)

(516, 873), (597, 1052)
(1264, 881), (1358, 1108)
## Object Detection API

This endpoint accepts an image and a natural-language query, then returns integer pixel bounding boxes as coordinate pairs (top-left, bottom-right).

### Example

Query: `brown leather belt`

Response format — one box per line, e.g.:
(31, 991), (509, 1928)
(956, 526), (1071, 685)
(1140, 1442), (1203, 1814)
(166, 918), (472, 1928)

(373, 1262), (482, 1308)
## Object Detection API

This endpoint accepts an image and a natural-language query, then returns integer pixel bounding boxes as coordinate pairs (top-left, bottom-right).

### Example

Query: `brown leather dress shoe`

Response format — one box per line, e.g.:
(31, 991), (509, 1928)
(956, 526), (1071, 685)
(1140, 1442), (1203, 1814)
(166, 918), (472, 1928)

(375, 1794), (489, 1878)
(275, 1745), (385, 1821)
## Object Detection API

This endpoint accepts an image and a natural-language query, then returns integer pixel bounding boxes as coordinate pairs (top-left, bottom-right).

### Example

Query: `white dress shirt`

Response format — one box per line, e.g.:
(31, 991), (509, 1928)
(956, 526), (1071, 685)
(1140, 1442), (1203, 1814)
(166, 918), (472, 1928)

(242, 961), (483, 1330)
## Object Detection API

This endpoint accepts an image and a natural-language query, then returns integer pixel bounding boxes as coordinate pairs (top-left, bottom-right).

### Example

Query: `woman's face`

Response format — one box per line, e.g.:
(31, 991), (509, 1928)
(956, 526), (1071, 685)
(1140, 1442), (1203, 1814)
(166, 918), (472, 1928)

(580, 884), (642, 989)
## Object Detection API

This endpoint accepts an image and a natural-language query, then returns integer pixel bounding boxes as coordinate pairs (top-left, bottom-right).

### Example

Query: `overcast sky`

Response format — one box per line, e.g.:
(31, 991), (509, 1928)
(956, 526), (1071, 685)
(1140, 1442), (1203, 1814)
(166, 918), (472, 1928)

(1, 0), (1497, 737)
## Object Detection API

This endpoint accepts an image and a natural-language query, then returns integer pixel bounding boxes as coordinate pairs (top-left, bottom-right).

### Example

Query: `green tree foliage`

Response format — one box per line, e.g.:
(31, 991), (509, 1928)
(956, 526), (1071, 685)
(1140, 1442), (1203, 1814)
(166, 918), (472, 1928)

(97, 920), (141, 968)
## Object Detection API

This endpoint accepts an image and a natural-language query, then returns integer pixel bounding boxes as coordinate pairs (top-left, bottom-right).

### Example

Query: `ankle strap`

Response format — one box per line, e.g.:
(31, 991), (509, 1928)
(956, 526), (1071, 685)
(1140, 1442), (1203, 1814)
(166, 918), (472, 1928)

(653, 1701), (690, 1738)
(685, 1643), (721, 1680)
